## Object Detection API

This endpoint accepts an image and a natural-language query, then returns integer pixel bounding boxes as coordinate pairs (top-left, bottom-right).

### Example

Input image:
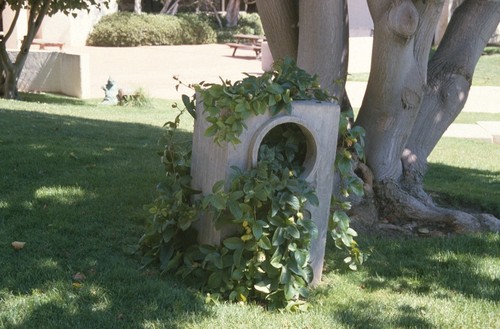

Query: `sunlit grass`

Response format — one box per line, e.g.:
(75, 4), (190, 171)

(0, 93), (498, 328)
(348, 53), (500, 86)
(34, 186), (89, 205)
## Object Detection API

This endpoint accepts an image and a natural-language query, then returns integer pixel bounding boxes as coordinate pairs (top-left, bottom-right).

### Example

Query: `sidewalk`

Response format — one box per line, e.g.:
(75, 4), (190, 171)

(66, 38), (499, 143)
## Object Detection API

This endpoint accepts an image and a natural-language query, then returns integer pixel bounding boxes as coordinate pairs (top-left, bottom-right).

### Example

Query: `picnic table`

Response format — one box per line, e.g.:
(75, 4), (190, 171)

(32, 39), (64, 51)
(226, 34), (265, 58)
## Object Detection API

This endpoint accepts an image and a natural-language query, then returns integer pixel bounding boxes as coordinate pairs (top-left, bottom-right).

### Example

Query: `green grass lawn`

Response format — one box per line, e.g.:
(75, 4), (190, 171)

(1, 95), (499, 328)
(348, 53), (500, 86)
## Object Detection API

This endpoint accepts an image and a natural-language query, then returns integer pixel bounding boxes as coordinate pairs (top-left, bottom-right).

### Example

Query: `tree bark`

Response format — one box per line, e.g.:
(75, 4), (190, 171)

(356, 0), (500, 233)
(297, 1), (348, 99)
(134, 0), (142, 14)
(226, 0), (240, 27)
(160, 0), (180, 15)
(404, 0), (500, 183)
(356, 0), (443, 181)
(0, 0), (49, 99)
(255, 0), (299, 61)
(258, 0), (500, 235)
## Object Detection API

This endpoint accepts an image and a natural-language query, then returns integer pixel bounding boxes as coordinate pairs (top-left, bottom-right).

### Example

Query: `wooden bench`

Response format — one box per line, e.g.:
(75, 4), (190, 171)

(32, 39), (64, 51)
(226, 34), (265, 58)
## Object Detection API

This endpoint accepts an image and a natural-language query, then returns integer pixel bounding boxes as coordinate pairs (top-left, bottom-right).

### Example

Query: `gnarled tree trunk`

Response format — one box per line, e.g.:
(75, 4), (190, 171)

(257, 0), (500, 236)
(357, 0), (500, 233)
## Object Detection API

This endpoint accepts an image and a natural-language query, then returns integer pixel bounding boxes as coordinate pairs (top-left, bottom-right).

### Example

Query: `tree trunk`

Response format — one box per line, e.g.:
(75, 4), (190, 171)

(355, 0), (500, 233)
(258, 0), (500, 239)
(255, 0), (299, 61)
(226, 0), (240, 27)
(356, 0), (441, 181)
(297, 1), (348, 99)
(134, 0), (142, 14)
(0, 0), (50, 99)
(395, 0), (500, 232)
(160, 0), (179, 15)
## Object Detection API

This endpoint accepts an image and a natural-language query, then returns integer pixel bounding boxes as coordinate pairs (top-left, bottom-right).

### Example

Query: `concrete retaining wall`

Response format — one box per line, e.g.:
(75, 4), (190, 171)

(11, 51), (90, 98)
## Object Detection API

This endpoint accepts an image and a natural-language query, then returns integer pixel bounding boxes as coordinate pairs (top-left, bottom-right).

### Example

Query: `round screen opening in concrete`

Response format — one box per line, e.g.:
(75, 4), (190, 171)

(257, 123), (317, 178)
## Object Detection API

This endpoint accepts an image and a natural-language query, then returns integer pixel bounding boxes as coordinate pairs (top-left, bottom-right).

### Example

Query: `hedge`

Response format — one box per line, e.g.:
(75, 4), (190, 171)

(87, 12), (263, 47)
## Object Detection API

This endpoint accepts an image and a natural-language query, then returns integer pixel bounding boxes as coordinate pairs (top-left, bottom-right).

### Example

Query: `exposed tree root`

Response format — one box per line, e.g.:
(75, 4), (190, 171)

(347, 163), (500, 235)
(373, 179), (500, 234)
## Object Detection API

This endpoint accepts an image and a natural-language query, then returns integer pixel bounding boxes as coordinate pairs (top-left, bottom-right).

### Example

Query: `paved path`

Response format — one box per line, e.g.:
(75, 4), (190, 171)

(66, 37), (499, 143)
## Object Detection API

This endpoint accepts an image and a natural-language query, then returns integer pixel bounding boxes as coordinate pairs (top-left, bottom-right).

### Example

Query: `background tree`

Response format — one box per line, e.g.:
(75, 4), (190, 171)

(134, 0), (141, 13)
(255, 0), (500, 233)
(225, 0), (239, 27)
(0, 0), (108, 99)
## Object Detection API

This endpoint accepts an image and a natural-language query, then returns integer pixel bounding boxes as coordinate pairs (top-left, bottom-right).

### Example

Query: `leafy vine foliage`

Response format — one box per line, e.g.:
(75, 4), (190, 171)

(138, 59), (368, 310)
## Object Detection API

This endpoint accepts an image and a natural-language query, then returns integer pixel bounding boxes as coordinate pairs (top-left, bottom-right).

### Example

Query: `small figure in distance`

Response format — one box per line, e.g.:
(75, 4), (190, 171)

(101, 77), (118, 105)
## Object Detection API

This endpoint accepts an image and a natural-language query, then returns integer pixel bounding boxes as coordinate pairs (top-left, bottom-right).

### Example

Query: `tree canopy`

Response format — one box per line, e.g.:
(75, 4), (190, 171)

(0, 0), (108, 98)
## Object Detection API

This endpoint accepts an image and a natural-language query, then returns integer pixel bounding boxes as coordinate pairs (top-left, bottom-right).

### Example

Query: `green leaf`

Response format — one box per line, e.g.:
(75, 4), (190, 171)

(223, 237), (244, 250)
(270, 247), (283, 268)
(209, 194), (226, 210)
(177, 216), (193, 231)
(205, 124), (219, 137)
(163, 251), (182, 272)
(254, 281), (271, 294)
(233, 246), (243, 266)
(266, 83), (285, 95)
(304, 192), (319, 207)
(207, 272), (222, 288)
(252, 221), (263, 239)
(285, 225), (300, 239)
(346, 227), (358, 237)
(348, 177), (365, 197)
(293, 249), (309, 268)
(280, 265), (291, 284)
(286, 195), (301, 210)
(212, 180), (225, 193)
(257, 235), (272, 250)
(298, 220), (318, 239)
(162, 226), (176, 242)
(231, 269), (244, 280)
(272, 227), (285, 246)
(159, 244), (174, 267)
(182, 94), (196, 119)
(336, 156), (352, 176)
(227, 200), (243, 219)
(284, 282), (298, 300)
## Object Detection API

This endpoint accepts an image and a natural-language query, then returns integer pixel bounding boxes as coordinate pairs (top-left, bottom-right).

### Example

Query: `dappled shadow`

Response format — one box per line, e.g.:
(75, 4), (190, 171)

(0, 108), (213, 328)
(326, 234), (500, 303)
(326, 301), (435, 329)
(425, 162), (500, 217)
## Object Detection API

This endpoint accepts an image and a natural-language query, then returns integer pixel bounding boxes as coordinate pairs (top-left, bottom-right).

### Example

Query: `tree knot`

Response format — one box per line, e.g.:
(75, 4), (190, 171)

(388, 0), (419, 40)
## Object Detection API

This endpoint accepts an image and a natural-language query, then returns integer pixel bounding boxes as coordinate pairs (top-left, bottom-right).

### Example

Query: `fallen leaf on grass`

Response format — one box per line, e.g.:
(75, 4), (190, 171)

(72, 272), (87, 281)
(11, 241), (26, 250)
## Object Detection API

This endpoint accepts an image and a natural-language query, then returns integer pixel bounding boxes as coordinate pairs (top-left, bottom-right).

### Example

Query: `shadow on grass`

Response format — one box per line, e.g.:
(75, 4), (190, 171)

(330, 301), (434, 329)
(0, 109), (211, 328)
(19, 92), (94, 106)
(425, 163), (500, 217)
(325, 233), (499, 303)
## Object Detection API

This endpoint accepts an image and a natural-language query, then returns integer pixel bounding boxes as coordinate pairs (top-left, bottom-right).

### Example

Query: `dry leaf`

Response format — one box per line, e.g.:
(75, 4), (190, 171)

(72, 272), (86, 281)
(11, 241), (26, 250)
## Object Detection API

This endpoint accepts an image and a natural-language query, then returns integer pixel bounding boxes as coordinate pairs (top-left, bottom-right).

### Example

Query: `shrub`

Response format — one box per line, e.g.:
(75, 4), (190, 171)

(87, 12), (262, 47)
(178, 13), (217, 44)
(215, 13), (264, 43)
(87, 13), (216, 47)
